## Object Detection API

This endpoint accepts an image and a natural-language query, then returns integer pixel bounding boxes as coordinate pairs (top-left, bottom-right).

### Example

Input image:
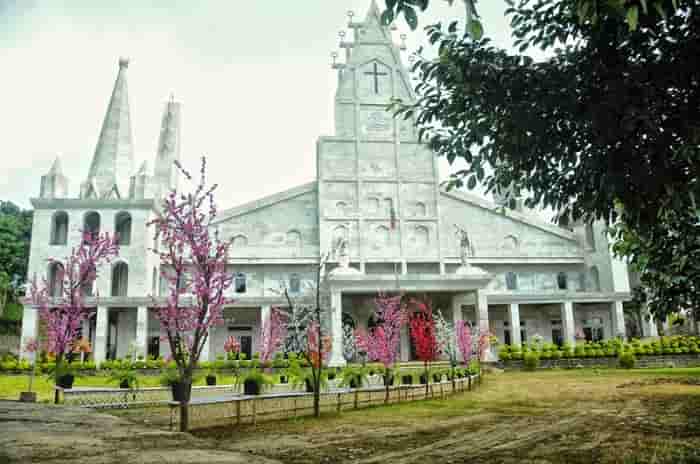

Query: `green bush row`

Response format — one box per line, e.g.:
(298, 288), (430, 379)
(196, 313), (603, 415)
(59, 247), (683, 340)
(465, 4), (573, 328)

(499, 335), (700, 361)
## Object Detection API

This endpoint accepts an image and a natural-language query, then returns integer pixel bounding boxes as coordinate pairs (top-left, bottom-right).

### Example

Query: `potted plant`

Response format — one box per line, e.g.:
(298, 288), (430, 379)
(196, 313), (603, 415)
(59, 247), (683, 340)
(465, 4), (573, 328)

(19, 337), (39, 402)
(242, 370), (270, 395)
(160, 368), (188, 401)
(54, 362), (77, 389)
(109, 367), (139, 389)
(205, 370), (217, 386)
(339, 365), (369, 389)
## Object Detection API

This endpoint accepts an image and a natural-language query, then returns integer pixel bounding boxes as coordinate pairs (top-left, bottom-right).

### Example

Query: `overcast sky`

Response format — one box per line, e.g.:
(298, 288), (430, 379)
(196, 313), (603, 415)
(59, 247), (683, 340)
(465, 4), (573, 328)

(0, 0), (520, 211)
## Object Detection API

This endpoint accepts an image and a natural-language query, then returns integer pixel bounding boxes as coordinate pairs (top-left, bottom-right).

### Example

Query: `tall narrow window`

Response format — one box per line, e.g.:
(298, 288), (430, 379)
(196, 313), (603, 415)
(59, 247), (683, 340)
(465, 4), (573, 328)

(111, 262), (129, 297)
(589, 266), (600, 291)
(83, 211), (100, 241)
(506, 272), (518, 290)
(50, 211), (69, 245)
(235, 273), (247, 294)
(585, 222), (596, 250)
(557, 272), (568, 290)
(48, 262), (64, 297)
(115, 212), (132, 246)
(289, 273), (301, 293)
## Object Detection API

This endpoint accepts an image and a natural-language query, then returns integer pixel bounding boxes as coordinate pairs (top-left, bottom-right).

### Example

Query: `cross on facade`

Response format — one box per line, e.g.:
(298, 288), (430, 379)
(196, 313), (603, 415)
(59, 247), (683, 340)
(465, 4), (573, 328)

(364, 62), (388, 94)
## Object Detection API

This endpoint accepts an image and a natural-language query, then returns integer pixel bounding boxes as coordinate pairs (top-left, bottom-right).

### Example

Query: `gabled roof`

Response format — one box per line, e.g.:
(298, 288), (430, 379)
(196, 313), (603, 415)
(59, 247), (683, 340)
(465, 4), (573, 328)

(213, 181), (317, 224)
(440, 188), (579, 242)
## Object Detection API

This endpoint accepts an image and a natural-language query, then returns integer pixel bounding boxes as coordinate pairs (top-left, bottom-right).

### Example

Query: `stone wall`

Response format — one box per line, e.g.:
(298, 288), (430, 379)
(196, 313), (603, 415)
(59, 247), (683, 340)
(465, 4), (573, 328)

(500, 354), (700, 370)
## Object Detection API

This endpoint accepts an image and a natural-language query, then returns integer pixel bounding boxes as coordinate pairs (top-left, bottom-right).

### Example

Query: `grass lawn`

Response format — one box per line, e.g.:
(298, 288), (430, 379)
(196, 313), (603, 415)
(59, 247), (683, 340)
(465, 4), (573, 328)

(0, 373), (240, 403)
(181, 367), (700, 464)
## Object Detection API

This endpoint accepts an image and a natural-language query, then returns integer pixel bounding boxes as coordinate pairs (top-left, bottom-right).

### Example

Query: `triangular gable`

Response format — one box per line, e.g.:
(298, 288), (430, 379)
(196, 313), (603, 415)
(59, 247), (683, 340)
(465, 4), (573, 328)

(214, 182), (317, 224)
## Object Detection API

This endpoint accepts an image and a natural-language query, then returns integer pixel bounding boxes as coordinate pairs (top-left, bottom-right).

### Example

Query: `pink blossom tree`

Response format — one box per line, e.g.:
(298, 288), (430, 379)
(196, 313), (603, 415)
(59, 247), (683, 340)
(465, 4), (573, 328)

(30, 231), (119, 403)
(456, 320), (473, 368)
(150, 158), (234, 432)
(409, 297), (441, 396)
(359, 294), (406, 403)
(256, 308), (288, 366)
(223, 335), (240, 359)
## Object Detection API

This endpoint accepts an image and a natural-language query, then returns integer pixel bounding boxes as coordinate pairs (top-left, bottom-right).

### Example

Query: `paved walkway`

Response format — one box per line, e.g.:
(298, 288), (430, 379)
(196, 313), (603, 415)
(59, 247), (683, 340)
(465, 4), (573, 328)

(0, 400), (281, 463)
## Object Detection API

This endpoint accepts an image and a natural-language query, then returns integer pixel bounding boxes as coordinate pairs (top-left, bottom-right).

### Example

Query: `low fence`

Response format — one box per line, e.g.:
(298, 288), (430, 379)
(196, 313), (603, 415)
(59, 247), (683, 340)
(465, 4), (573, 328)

(499, 353), (700, 370)
(59, 374), (393, 409)
(168, 375), (480, 431)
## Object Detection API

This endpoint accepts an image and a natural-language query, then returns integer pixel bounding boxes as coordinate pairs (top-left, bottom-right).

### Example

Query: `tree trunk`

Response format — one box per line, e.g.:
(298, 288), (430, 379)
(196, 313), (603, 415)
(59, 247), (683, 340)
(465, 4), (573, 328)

(313, 368), (321, 418)
(179, 373), (193, 432)
(424, 361), (429, 397)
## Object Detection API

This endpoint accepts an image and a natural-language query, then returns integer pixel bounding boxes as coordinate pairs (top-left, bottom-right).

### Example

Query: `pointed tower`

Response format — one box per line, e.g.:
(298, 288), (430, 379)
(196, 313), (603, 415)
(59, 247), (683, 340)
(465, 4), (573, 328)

(153, 96), (181, 196)
(40, 156), (69, 199)
(81, 57), (135, 199)
(317, 0), (438, 271)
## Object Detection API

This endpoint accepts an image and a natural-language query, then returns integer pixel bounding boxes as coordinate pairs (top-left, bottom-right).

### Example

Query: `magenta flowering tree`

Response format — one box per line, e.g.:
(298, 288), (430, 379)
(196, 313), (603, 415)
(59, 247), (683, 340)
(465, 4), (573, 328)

(30, 231), (119, 402)
(150, 157), (234, 432)
(362, 294), (406, 403)
(456, 320), (473, 368)
(257, 308), (288, 365)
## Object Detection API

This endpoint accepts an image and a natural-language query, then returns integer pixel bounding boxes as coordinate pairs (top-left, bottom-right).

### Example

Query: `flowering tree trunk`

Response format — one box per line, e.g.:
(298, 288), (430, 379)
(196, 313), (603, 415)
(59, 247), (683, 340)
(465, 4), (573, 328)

(357, 294), (406, 403)
(150, 158), (233, 432)
(30, 231), (119, 403)
(434, 310), (458, 392)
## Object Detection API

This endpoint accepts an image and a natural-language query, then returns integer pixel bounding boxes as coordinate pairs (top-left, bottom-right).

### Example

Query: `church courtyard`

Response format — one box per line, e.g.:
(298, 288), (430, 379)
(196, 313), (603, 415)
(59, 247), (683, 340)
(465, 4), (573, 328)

(3, 368), (695, 463)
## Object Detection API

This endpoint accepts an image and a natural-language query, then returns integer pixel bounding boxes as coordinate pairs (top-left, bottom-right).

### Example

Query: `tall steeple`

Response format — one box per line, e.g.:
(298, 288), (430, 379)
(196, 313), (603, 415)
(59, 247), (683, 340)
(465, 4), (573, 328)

(153, 96), (181, 196)
(40, 156), (69, 199)
(82, 57), (134, 199)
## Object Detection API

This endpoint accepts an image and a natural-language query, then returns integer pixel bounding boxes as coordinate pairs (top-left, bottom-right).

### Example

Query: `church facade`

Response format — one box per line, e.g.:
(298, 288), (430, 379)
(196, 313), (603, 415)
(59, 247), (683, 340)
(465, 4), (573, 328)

(20, 1), (650, 365)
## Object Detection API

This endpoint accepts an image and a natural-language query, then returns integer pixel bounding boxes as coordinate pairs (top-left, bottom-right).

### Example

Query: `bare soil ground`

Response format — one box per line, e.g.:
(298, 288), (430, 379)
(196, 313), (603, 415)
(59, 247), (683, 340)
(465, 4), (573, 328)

(191, 369), (700, 463)
(0, 400), (281, 463)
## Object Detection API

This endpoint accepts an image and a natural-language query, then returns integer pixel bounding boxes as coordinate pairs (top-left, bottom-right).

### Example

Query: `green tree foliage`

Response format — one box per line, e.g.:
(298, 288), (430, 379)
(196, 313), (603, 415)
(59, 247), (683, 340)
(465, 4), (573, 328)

(0, 201), (32, 317)
(386, 0), (700, 321)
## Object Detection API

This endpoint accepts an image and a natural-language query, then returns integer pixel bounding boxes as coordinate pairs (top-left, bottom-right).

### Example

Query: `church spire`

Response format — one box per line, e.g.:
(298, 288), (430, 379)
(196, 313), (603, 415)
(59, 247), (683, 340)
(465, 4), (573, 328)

(153, 95), (181, 196)
(82, 57), (134, 199)
(40, 156), (69, 199)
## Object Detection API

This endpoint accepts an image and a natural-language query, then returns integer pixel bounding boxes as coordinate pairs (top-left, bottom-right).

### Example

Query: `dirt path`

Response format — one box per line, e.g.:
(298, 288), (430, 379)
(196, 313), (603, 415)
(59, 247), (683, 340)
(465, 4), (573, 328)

(0, 401), (281, 464)
(196, 370), (700, 463)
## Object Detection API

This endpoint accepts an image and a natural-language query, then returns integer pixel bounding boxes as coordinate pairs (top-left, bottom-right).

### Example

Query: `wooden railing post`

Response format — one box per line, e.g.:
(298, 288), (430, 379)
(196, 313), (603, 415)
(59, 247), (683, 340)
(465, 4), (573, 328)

(252, 398), (257, 426)
(236, 400), (241, 425)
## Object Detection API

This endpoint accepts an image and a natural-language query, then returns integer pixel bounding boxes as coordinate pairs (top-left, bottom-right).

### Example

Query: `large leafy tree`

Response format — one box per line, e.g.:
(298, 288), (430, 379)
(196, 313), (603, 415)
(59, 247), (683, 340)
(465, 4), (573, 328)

(384, 0), (700, 321)
(0, 201), (33, 317)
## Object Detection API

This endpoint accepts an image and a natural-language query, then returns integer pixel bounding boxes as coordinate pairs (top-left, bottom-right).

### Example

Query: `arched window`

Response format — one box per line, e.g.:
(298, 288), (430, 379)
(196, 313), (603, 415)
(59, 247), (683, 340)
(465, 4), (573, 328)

(585, 222), (596, 250)
(286, 230), (302, 249)
(111, 262), (129, 297)
(48, 262), (64, 297)
(114, 212), (132, 246)
(413, 201), (427, 217)
(289, 273), (301, 293)
(232, 235), (248, 248)
(81, 263), (95, 297)
(506, 272), (518, 290)
(374, 225), (390, 247)
(414, 225), (429, 248)
(367, 197), (380, 213)
(383, 198), (393, 216)
(589, 266), (600, 291)
(335, 201), (348, 216)
(83, 211), (100, 240)
(50, 211), (69, 245)
(557, 272), (568, 290)
(235, 273), (247, 293)
(501, 235), (519, 253)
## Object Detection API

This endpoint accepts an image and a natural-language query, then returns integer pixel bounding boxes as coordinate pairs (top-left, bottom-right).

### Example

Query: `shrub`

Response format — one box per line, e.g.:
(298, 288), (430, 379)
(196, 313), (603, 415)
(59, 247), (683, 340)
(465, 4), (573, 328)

(523, 352), (540, 371)
(552, 350), (563, 360)
(239, 360), (251, 368)
(618, 352), (636, 369)
(511, 350), (523, 360)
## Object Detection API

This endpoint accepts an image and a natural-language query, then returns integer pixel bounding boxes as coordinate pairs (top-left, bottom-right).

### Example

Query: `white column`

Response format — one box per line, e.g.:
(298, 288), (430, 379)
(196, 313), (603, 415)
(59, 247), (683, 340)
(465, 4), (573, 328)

(260, 304), (271, 327)
(19, 305), (39, 360)
(611, 301), (626, 339)
(136, 307), (149, 359)
(507, 303), (522, 348)
(561, 301), (575, 346)
(94, 306), (109, 366)
(400, 324), (410, 362)
(475, 290), (493, 361)
(329, 289), (346, 367)
(452, 293), (465, 361)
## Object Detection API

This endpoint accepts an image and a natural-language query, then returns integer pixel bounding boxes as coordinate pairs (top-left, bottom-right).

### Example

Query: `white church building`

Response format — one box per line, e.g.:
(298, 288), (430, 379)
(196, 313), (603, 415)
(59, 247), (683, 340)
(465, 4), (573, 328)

(20, 1), (650, 365)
